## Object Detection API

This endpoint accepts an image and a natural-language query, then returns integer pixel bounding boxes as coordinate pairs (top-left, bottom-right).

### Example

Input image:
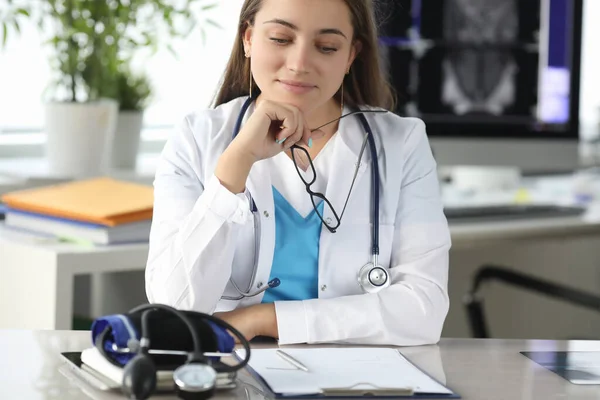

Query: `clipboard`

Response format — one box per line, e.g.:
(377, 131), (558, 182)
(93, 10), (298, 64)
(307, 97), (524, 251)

(235, 348), (460, 399)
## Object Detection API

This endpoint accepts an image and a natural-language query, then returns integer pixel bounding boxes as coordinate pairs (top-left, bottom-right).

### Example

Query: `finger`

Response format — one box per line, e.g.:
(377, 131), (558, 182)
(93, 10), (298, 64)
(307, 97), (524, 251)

(283, 117), (305, 150)
(273, 106), (299, 144)
(265, 106), (297, 143)
(300, 116), (313, 147)
(276, 104), (303, 146)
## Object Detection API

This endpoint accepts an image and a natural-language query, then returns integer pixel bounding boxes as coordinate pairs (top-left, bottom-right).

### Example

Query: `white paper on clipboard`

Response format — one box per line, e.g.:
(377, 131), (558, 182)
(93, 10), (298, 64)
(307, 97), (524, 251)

(235, 347), (454, 396)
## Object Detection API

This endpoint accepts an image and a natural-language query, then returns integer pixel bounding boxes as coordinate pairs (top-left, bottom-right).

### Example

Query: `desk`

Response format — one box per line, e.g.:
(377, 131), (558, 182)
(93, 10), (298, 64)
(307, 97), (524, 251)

(2, 329), (600, 400)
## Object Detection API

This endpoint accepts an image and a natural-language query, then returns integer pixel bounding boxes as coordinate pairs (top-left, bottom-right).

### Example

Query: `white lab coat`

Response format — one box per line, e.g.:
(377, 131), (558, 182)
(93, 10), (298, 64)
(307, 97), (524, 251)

(145, 96), (451, 346)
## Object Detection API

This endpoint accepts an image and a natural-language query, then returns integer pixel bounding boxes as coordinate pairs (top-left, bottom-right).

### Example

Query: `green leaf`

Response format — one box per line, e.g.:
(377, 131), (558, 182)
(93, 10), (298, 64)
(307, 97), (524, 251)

(2, 23), (7, 48)
(17, 9), (30, 17)
(166, 43), (178, 59)
(201, 3), (218, 11)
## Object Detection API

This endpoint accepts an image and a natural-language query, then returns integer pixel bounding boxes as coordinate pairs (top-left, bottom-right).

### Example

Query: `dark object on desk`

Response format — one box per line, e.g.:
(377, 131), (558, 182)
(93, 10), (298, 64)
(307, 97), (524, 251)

(521, 351), (600, 384)
(463, 265), (600, 338)
(444, 204), (585, 223)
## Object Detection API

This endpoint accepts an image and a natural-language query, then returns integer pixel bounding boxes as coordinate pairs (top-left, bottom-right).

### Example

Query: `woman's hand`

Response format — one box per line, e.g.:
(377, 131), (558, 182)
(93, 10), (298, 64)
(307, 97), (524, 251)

(233, 100), (313, 162)
(214, 303), (278, 342)
(215, 99), (324, 194)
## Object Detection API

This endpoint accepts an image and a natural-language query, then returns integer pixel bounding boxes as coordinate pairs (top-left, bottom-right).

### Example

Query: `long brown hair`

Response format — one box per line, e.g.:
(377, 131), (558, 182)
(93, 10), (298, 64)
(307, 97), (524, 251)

(212, 0), (395, 110)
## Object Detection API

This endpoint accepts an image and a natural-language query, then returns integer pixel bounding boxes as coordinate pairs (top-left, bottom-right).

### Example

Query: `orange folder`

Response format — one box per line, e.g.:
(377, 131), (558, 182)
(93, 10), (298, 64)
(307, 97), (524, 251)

(1, 177), (154, 227)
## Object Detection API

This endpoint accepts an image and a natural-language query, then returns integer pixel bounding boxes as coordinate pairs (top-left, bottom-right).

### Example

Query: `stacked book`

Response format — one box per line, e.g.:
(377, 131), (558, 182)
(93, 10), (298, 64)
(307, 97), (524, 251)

(0, 177), (154, 245)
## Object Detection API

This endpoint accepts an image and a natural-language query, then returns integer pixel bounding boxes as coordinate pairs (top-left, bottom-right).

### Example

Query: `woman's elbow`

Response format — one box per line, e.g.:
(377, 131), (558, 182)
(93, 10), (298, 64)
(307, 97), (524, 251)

(144, 255), (194, 310)
(385, 289), (449, 346)
(419, 287), (450, 345)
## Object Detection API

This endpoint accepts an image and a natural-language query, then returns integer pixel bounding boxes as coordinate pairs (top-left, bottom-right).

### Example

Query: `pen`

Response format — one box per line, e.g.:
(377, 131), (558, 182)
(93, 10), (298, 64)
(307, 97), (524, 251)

(276, 349), (309, 372)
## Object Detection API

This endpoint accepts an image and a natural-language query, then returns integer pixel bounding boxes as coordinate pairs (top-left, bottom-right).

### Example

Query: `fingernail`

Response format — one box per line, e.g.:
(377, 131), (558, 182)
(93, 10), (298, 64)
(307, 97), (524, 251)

(276, 138), (287, 144)
(308, 138), (313, 148)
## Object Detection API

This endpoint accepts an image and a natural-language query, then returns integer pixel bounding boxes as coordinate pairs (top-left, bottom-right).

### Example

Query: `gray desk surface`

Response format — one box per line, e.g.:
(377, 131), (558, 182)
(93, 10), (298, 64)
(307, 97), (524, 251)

(3, 329), (600, 400)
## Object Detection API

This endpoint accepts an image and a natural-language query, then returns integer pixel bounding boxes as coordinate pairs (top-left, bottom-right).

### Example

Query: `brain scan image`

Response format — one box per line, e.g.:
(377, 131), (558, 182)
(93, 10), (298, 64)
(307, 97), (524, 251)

(441, 0), (519, 115)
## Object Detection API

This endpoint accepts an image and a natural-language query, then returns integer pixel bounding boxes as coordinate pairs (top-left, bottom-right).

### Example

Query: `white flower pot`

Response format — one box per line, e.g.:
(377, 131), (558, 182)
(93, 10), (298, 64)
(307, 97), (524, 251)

(111, 110), (144, 169)
(44, 100), (118, 178)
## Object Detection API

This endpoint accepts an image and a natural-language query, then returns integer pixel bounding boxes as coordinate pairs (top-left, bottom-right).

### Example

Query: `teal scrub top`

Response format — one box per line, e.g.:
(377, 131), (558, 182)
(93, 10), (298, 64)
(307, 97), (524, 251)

(261, 187), (324, 303)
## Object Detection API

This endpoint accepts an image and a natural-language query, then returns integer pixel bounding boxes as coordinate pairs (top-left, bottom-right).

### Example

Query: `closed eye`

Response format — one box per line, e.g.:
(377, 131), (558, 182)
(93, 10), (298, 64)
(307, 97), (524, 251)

(270, 38), (290, 45)
(320, 47), (338, 54)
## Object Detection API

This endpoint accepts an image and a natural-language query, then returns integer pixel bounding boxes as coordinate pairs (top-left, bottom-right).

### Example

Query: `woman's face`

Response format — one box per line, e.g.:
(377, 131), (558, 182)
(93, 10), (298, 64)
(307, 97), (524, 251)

(244, 0), (358, 115)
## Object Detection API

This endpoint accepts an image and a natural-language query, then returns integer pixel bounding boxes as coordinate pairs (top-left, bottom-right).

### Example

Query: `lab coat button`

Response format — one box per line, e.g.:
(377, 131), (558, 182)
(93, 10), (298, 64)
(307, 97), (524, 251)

(325, 217), (332, 224)
(263, 211), (270, 218)
(257, 282), (263, 288)
(321, 285), (327, 291)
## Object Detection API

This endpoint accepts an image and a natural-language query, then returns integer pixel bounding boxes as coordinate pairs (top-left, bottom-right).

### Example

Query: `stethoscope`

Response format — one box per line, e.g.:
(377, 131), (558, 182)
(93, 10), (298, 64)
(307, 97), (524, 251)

(223, 96), (390, 299)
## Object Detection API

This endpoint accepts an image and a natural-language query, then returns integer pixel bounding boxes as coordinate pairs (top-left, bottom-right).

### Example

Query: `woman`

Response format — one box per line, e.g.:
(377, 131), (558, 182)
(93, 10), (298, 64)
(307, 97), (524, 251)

(145, 0), (451, 346)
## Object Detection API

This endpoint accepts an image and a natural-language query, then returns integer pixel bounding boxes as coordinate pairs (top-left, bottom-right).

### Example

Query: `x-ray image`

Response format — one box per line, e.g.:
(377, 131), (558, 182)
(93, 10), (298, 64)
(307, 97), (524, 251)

(379, 0), (565, 128)
(441, 0), (518, 115)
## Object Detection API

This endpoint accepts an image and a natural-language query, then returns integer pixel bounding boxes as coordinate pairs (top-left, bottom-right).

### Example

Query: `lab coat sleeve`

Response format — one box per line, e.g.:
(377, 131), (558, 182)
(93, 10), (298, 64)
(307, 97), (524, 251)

(145, 115), (253, 313)
(275, 119), (451, 346)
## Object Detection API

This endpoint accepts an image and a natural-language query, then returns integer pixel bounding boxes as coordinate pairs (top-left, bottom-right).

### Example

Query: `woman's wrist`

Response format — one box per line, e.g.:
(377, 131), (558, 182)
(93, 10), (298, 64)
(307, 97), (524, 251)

(215, 143), (256, 194)
(256, 303), (279, 338)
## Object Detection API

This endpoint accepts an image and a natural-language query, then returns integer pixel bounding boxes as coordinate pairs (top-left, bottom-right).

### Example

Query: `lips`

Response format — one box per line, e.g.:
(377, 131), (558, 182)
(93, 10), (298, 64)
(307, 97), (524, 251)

(277, 79), (316, 94)
(278, 79), (315, 87)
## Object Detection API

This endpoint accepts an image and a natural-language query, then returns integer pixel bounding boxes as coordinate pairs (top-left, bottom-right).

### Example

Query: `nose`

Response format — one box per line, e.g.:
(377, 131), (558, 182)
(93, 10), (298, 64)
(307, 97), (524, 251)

(286, 41), (311, 74)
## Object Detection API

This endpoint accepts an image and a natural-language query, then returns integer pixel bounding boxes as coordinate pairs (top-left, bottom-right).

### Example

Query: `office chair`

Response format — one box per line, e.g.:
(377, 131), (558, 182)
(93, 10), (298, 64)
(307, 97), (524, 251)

(463, 265), (600, 338)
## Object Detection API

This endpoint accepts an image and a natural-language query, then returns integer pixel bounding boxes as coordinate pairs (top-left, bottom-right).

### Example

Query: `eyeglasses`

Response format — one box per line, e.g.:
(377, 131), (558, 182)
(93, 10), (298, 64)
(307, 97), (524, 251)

(289, 109), (387, 233)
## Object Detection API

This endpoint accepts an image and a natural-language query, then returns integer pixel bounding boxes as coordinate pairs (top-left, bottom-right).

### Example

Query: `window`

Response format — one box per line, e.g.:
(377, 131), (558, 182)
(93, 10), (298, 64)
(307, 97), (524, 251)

(0, 0), (244, 155)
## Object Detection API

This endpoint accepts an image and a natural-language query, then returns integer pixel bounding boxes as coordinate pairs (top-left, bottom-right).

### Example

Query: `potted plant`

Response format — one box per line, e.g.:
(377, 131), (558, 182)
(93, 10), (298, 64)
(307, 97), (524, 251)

(2, 1), (120, 177)
(104, 0), (220, 170)
(111, 66), (152, 169)
(1, 0), (220, 175)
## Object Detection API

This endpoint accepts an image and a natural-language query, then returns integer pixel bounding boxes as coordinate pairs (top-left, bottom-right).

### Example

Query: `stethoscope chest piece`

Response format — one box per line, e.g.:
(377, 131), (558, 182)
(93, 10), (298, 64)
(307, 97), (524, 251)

(358, 263), (390, 293)
(173, 363), (217, 400)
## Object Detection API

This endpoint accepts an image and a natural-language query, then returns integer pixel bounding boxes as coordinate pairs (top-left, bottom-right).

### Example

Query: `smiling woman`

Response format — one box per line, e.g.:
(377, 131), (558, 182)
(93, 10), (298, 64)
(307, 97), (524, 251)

(214, 0), (394, 119)
(145, 0), (452, 347)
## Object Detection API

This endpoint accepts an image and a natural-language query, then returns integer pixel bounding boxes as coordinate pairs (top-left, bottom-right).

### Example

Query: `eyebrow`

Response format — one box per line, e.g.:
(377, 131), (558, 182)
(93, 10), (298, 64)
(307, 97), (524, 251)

(263, 18), (348, 39)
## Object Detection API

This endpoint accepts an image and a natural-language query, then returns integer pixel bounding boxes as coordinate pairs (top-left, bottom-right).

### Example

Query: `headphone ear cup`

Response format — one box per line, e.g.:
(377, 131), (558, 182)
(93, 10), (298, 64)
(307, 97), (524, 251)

(121, 353), (157, 400)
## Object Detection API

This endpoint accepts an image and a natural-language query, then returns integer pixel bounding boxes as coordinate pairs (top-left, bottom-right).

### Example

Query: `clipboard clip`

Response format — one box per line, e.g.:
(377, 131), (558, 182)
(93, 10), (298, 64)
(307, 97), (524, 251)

(320, 382), (414, 397)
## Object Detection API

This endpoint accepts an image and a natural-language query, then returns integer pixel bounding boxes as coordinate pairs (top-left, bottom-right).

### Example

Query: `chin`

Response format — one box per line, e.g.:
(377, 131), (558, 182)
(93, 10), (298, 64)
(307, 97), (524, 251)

(261, 91), (314, 112)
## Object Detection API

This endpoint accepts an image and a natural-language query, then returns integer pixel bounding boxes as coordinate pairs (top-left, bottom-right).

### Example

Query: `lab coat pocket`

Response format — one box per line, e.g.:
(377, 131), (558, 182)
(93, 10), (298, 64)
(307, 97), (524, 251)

(321, 222), (395, 298)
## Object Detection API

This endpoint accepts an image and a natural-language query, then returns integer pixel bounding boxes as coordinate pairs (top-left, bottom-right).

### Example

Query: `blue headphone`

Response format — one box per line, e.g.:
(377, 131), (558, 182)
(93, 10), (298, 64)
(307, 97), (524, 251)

(231, 96), (390, 294)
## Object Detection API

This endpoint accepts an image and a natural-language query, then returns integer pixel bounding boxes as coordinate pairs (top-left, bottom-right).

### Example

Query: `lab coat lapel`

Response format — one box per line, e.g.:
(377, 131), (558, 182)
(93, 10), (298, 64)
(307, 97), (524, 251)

(236, 98), (276, 299)
(246, 160), (274, 215)
(239, 98), (274, 220)
(322, 108), (369, 229)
